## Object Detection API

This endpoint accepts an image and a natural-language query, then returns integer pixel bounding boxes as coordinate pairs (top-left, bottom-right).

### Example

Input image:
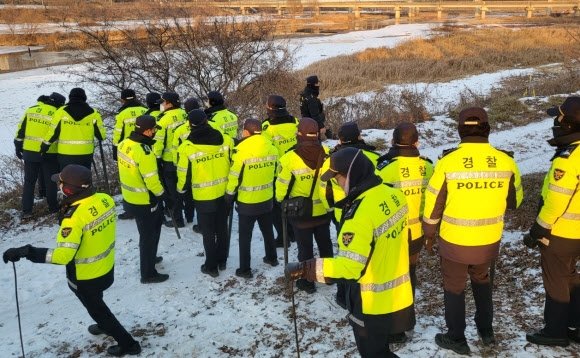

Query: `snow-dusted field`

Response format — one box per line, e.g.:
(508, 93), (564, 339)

(1, 22), (578, 357)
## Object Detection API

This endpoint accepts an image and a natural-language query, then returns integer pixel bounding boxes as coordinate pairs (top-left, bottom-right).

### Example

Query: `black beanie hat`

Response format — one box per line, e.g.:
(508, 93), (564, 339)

(393, 122), (419, 145)
(306, 75), (319, 85)
(184, 97), (201, 113)
(338, 122), (360, 143)
(49, 92), (66, 107)
(207, 91), (224, 106)
(188, 109), (208, 127)
(69, 87), (87, 102)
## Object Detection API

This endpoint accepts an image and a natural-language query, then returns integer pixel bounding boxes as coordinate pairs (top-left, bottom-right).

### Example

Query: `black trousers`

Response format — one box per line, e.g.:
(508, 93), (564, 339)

(238, 212), (277, 271)
(292, 223), (333, 262)
(124, 201), (163, 279)
(162, 169), (184, 225)
(351, 317), (397, 358)
(22, 159), (59, 213)
(197, 198), (229, 270)
(71, 278), (136, 348)
(58, 154), (92, 170)
(183, 188), (195, 223)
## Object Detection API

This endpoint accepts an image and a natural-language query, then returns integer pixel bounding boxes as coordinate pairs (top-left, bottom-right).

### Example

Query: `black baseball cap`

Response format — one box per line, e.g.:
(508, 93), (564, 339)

(51, 164), (92, 188)
(458, 107), (488, 126)
(188, 109), (208, 127)
(135, 115), (158, 132)
(321, 147), (363, 182)
(121, 89), (135, 100)
(157, 92), (180, 106)
(338, 122), (360, 143)
(547, 96), (580, 124)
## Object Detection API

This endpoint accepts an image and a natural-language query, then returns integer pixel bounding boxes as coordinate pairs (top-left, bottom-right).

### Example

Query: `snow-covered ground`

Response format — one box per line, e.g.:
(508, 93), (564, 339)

(1, 22), (577, 358)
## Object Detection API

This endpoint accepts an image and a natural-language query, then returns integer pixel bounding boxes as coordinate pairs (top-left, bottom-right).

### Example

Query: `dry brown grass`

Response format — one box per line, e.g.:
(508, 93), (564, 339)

(301, 25), (580, 98)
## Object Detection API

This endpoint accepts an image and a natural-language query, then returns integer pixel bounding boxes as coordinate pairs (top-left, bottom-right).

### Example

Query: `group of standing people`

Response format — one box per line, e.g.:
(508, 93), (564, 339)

(4, 71), (579, 358)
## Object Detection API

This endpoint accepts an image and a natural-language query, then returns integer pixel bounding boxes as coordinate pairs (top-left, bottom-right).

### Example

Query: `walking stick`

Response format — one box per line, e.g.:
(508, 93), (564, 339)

(167, 208), (181, 240)
(97, 141), (110, 194)
(282, 203), (300, 357)
(12, 262), (26, 358)
(226, 205), (234, 257)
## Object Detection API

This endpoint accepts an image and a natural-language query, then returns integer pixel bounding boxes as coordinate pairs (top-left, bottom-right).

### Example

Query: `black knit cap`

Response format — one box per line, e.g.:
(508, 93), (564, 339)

(135, 115), (158, 132)
(393, 122), (419, 145)
(547, 96), (580, 125)
(207, 91), (224, 106)
(321, 147), (369, 182)
(121, 89), (136, 100)
(69, 87), (87, 102)
(338, 122), (360, 143)
(188, 109), (208, 127)
(49, 92), (66, 107)
(306, 75), (319, 85)
(184, 97), (201, 113)
(51, 164), (92, 188)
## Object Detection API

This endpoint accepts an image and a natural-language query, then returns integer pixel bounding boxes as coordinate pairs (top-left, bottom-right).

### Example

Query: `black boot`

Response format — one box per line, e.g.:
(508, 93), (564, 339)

(472, 282), (495, 345)
(444, 290), (466, 341)
(435, 333), (470, 355)
(526, 329), (569, 347)
(107, 342), (141, 356)
(296, 279), (316, 294)
(568, 328), (580, 344)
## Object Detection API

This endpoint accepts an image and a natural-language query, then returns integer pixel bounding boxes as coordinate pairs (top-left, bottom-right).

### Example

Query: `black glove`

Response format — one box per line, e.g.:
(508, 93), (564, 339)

(524, 221), (551, 248)
(160, 191), (173, 210)
(14, 140), (23, 159)
(3, 245), (31, 263)
(156, 159), (164, 172)
(39, 142), (50, 156)
(15, 148), (23, 160)
(112, 146), (118, 161)
(225, 194), (235, 210)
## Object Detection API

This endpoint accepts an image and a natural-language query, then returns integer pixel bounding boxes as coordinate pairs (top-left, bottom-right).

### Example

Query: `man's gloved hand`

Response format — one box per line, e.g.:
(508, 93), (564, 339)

(15, 148), (23, 160)
(225, 194), (235, 211)
(285, 262), (304, 281)
(112, 146), (118, 161)
(3, 245), (31, 263)
(156, 159), (164, 172)
(160, 191), (173, 210)
(524, 221), (551, 248)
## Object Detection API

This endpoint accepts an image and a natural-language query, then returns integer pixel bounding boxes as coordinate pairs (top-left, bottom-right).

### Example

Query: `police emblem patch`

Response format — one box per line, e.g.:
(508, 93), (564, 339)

(553, 169), (565, 181)
(342, 232), (355, 246)
(61, 227), (72, 238)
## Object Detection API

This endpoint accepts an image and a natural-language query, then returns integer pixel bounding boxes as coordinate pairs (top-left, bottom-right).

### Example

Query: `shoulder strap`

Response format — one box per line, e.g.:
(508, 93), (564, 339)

(308, 154), (324, 199)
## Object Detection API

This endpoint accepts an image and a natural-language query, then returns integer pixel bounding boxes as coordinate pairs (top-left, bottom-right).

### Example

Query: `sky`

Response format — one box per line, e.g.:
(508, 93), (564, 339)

(0, 22), (577, 358)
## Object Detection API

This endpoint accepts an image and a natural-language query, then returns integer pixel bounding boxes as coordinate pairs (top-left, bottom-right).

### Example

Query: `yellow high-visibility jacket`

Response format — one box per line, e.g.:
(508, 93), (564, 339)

(313, 183), (413, 316)
(423, 142), (523, 246)
(379, 155), (434, 241)
(43, 106), (106, 155)
(113, 104), (147, 146)
(118, 133), (165, 205)
(209, 108), (238, 140)
(261, 117), (299, 157)
(15, 101), (59, 155)
(536, 141), (580, 240)
(154, 107), (188, 163)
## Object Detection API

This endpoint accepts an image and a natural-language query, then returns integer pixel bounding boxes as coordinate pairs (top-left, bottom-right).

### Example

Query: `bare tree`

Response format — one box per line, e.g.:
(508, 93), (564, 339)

(68, 6), (294, 119)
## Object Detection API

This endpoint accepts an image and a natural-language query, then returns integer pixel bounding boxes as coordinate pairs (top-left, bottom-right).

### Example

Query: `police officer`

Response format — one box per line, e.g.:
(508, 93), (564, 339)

(118, 115), (169, 284)
(333, 121), (379, 161)
(423, 107), (523, 355)
(286, 147), (415, 358)
(176, 110), (234, 277)
(204, 90), (239, 140)
(2, 164), (141, 357)
(275, 117), (332, 294)
(378, 122), (434, 343)
(261, 95), (299, 247)
(112, 89), (147, 161)
(300, 75), (329, 139)
(41, 88), (106, 170)
(225, 118), (279, 279)
(14, 93), (65, 218)
(144, 92), (161, 118)
(171, 97), (201, 230)
(154, 92), (188, 228)
(525, 96), (580, 347)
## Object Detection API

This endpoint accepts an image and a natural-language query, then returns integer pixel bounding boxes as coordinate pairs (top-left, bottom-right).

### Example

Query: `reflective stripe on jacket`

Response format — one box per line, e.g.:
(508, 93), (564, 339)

(209, 109), (238, 140)
(261, 118), (298, 156)
(45, 107), (106, 155)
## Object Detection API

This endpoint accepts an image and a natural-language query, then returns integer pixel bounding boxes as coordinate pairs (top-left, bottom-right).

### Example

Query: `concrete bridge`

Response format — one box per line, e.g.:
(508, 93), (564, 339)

(207, 0), (580, 19)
